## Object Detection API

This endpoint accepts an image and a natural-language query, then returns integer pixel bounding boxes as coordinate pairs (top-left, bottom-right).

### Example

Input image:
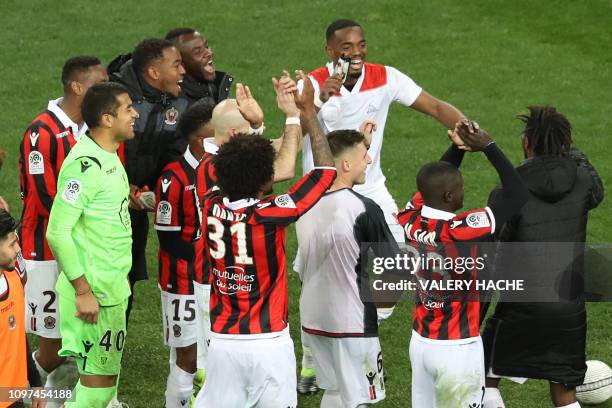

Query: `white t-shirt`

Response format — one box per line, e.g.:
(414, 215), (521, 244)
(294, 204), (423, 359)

(296, 188), (398, 336)
(301, 62), (422, 197)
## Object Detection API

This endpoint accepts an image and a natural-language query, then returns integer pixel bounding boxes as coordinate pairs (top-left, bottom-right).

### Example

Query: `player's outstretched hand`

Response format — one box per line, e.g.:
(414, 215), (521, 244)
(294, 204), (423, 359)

(236, 83), (264, 129)
(456, 119), (493, 152)
(320, 74), (343, 103)
(294, 70), (316, 117)
(359, 119), (377, 148)
(272, 71), (300, 118)
(447, 120), (470, 151)
(75, 290), (99, 324)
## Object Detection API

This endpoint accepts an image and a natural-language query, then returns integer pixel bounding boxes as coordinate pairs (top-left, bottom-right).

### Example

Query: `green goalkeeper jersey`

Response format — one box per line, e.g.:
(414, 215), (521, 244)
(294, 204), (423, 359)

(47, 135), (132, 306)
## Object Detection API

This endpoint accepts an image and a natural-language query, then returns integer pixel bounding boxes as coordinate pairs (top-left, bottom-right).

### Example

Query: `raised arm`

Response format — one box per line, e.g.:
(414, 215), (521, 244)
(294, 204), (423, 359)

(457, 120), (529, 229)
(271, 71), (302, 182)
(411, 91), (465, 130)
(295, 70), (334, 168)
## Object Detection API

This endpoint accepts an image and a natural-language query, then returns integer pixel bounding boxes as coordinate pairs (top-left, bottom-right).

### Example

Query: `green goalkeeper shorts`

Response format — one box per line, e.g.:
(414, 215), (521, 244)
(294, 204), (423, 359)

(58, 295), (128, 376)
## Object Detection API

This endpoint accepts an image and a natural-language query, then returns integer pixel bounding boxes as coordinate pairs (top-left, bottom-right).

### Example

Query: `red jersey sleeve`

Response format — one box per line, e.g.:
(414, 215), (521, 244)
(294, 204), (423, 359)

(154, 170), (183, 231)
(445, 207), (495, 241)
(20, 124), (58, 212)
(253, 167), (336, 226)
(395, 191), (425, 225)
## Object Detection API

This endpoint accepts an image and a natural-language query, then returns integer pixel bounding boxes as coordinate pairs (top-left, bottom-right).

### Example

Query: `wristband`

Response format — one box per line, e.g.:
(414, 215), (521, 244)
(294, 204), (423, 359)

(249, 122), (265, 135)
(285, 117), (301, 126)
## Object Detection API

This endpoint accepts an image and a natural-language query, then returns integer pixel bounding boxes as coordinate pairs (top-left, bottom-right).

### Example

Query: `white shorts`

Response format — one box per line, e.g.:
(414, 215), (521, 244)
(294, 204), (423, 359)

(24, 260), (61, 338)
(160, 290), (198, 348)
(409, 331), (485, 408)
(194, 281), (211, 369)
(305, 333), (386, 407)
(194, 330), (297, 408)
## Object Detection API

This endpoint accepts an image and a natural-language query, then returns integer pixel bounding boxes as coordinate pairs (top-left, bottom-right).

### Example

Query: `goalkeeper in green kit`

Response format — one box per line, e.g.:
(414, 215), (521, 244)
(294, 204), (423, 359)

(47, 82), (139, 407)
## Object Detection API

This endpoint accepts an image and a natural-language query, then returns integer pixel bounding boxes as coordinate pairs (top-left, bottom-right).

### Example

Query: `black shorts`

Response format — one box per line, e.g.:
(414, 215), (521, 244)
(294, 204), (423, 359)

(482, 302), (587, 386)
(129, 210), (149, 282)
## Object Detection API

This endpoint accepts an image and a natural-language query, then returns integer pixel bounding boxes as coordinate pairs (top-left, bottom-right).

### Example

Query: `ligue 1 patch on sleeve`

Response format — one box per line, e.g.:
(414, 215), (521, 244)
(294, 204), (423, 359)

(274, 194), (296, 209)
(62, 179), (82, 204)
(157, 200), (172, 224)
(466, 211), (490, 229)
(28, 151), (44, 174)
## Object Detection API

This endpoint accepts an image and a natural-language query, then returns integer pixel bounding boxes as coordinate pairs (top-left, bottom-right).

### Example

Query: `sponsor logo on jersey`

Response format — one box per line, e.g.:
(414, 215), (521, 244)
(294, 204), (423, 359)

(274, 194), (296, 209)
(404, 222), (437, 246)
(256, 202), (272, 209)
(28, 151), (44, 175)
(62, 179), (82, 204)
(29, 131), (39, 146)
(366, 370), (377, 400)
(164, 107), (179, 126)
(466, 212), (490, 229)
(82, 340), (94, 353)
(80, 158), (92, 173)
(366, 104), (378, 114)
(450, 220), (463, 229)
(173, 324), (182, 338)
(161, 178), (171, 193)
(157, 200), (172, 224)
(55, 130), (70, 139)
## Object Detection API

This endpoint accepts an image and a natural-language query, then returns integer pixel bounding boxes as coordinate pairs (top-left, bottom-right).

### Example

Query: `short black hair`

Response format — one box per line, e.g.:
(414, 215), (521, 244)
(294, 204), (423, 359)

(327, 129), (366, 157)
(326, 19), (362, 41)
(214, 134), (275, 201)
(178, 102), (214, 141)
(416, 161), (462, 203)
(165, 27), (196, 42)
(0, 209), (18, 242)
(82, 82), (129, 129)
(61, 56), (102, 89)
(519, 105), (572, 156)
(132, 38), (175, 76)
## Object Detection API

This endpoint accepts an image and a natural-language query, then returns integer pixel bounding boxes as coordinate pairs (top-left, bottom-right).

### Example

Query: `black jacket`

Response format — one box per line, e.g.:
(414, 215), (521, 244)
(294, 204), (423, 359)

(181, 71), (233, 106)
(110, 56), (189, 189)
(489, 149), (604, 300)
(482, 149), (603, 385)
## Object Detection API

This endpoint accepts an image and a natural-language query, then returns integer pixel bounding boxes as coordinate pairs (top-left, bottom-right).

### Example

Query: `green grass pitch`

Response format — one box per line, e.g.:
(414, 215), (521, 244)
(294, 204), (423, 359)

(1, 0), (611, 406)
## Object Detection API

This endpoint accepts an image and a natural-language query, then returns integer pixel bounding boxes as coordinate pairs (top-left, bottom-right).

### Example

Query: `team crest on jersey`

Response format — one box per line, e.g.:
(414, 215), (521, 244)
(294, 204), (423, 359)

(274, 194), (296, 209)
(8, 314), (16, 330)
(44, 316), (56, 329)
(157, 201), (172, 224)
(62, 179), (82, 204)
(466, 212), (490, 229)
(28, 151), (44, 175)
(173, 324), (182, 338)
(366, 104), (378, 114)
(164, 107), (179, 125)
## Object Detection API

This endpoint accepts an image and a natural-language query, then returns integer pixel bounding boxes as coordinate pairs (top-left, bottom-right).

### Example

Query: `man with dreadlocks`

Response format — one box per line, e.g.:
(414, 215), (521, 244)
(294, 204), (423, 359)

(481, 106), (604, 408)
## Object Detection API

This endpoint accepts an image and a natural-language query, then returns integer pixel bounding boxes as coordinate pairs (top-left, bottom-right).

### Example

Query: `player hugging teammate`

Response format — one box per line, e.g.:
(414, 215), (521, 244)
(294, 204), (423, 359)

(5, 17), (604, 408)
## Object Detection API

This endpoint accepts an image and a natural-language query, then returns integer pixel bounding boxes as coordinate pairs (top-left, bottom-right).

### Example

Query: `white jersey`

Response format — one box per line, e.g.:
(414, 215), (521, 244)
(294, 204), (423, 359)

(296, 188), (399, 337)
(302, 62), (422, 196)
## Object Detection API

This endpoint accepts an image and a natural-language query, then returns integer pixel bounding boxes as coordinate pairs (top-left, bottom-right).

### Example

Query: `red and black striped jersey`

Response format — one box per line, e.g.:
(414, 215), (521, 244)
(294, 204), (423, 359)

(18, 99), (86, 261)
(395, 192), (495, 341)
(203, 167), (336, 337)
(193, 138), (219, 285)
(154, 147), (201, 295)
